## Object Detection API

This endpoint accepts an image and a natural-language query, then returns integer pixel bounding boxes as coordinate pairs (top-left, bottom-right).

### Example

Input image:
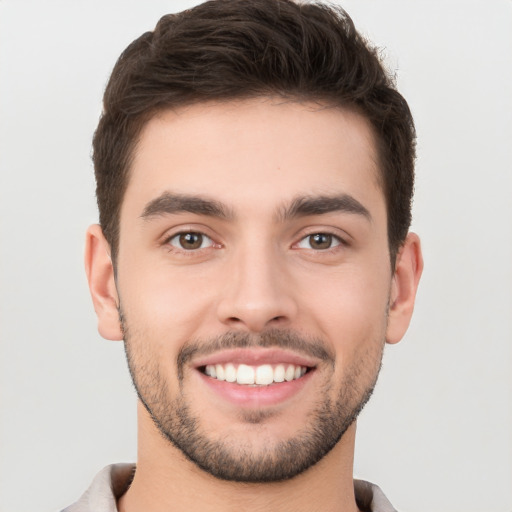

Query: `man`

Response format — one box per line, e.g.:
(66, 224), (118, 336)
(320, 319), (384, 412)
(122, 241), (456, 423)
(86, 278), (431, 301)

(65, 0), (422, 510)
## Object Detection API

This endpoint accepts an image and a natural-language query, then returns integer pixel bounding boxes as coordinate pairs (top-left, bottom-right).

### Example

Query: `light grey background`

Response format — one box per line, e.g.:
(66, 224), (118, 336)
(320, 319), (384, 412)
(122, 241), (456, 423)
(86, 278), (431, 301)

(1, 1), (511, 511)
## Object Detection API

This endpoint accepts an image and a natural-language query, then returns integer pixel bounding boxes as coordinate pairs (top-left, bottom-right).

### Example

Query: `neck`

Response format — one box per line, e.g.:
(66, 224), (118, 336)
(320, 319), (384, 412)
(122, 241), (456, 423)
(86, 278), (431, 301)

(118, 402), (360, 512)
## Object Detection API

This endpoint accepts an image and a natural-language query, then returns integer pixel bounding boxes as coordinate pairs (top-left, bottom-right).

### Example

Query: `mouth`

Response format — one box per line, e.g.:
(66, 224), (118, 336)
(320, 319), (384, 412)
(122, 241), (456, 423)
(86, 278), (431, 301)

(191, 348), (318, 407)
(200, 363), (311, 386)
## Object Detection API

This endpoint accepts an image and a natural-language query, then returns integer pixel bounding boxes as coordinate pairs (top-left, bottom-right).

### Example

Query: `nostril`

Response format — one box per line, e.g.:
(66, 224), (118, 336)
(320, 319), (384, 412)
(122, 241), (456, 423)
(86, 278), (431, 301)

(268, 315), (287, 327)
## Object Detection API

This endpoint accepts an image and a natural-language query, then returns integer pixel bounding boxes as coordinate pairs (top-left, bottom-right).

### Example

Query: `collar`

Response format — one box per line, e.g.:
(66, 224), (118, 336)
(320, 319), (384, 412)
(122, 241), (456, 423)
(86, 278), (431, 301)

(62, 463), (397, 512)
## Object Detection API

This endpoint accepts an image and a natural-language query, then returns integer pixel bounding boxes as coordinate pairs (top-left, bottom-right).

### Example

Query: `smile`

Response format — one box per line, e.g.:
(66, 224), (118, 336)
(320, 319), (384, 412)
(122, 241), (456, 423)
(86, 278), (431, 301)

(192, 347), (319, 406)
(202, 363), (309, 385)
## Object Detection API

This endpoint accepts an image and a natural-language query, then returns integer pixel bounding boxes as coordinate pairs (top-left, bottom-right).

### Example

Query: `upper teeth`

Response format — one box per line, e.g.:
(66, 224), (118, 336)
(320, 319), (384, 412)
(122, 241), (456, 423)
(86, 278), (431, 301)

(204, 363), (307, 385)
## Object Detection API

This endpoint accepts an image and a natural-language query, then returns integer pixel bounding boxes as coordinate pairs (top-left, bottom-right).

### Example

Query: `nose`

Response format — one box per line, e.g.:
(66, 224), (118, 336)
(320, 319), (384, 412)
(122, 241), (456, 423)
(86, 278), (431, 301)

(216, 242), (298, 333)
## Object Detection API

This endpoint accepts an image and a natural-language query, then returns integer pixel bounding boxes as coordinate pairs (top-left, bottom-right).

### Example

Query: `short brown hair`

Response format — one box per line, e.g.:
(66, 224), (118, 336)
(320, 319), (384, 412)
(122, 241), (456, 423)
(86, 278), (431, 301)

(93, 0), (416, 265)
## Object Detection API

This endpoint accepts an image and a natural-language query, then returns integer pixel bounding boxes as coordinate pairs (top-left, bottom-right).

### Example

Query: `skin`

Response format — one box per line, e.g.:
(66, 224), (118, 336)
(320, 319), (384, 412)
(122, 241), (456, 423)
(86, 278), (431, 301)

(85, 98), (423, 512)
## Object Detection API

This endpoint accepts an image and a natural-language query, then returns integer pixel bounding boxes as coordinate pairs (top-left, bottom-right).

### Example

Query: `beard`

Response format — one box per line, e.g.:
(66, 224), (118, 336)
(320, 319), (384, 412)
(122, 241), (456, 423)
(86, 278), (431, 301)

(122, 314), (384, 483)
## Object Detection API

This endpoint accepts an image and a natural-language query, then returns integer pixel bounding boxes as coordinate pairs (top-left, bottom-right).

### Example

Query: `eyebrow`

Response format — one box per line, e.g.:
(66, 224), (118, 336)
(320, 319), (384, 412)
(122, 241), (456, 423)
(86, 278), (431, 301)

(141, 192), (232, 220)
(140, 191), (371, 223)
(277, 194), (371, 222)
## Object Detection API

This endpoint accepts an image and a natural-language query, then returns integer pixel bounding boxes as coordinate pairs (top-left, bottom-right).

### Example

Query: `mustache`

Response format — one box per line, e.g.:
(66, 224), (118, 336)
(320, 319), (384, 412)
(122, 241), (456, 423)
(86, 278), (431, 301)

(177, 329), (334, 369)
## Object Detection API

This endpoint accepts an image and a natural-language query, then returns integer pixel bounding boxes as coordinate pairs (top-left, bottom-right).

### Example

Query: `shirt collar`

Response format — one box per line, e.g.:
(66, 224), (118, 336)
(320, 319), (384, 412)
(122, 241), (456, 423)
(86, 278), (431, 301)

(63, 464), (397, 512)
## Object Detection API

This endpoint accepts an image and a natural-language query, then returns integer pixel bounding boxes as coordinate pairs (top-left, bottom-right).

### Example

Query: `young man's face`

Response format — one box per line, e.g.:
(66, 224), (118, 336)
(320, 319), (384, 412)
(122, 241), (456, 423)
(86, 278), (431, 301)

(88, 98), (420, 482)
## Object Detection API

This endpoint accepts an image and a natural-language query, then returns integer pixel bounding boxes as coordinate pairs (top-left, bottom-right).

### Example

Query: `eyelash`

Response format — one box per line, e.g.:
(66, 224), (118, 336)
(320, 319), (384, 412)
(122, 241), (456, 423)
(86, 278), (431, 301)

(294, 232), (346, 251)
(164, 231), (217, 252)
(163, 230), (348, 254)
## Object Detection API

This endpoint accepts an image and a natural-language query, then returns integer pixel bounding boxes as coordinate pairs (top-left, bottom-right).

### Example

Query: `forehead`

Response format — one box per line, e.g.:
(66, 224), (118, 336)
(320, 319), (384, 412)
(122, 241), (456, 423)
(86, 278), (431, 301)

(123, 98), (384, 222)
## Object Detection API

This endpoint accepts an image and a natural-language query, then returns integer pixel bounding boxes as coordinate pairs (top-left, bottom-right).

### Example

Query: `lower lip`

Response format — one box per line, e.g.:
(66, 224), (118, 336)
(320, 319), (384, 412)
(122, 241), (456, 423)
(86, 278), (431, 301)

(197, 370), (314, 408)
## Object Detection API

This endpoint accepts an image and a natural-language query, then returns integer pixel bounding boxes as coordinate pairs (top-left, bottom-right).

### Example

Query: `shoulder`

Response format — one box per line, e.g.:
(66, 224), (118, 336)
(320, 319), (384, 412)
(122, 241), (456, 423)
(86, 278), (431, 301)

(354, 479), (398, 512)
(61, 463), (135, 512)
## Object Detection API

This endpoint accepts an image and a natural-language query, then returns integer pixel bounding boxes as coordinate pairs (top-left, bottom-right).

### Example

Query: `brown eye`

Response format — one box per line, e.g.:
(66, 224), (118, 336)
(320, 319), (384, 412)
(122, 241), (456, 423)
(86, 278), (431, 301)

(296, 233), (341, 250)
(309, 233), (332, 249)
(179, 233), (202, 249)
(169, 232), (212, 250)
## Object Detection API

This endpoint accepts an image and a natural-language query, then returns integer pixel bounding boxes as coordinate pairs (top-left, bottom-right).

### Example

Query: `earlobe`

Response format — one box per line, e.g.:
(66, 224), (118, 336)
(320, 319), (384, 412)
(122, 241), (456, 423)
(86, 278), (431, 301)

(84, 224), (123, 341)
(386, 232), (423, 345)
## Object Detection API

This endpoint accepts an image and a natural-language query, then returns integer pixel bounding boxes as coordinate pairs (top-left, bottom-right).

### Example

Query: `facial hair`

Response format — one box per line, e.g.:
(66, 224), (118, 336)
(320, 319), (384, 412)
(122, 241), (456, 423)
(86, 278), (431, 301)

(122, 316), (384, 483)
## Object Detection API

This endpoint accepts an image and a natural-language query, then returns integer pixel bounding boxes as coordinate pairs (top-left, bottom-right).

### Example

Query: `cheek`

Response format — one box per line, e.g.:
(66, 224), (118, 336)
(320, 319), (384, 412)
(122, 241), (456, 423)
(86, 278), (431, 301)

(299, 265), (390, 357)
(118, 260), (218, 348)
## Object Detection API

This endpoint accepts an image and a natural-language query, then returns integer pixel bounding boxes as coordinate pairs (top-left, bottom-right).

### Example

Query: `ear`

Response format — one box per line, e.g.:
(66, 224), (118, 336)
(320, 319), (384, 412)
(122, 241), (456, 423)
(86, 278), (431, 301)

(386, 232), (423, 344)
(84, 224), (123, 341)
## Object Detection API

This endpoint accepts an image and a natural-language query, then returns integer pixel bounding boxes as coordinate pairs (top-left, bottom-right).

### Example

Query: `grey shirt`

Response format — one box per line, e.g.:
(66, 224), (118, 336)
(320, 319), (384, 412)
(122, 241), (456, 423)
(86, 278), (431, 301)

(62, 463), (397, 512)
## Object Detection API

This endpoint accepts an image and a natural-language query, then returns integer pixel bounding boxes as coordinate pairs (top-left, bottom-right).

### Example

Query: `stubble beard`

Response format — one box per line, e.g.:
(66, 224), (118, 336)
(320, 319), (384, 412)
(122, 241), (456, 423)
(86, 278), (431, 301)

(122, 315), (385, 483)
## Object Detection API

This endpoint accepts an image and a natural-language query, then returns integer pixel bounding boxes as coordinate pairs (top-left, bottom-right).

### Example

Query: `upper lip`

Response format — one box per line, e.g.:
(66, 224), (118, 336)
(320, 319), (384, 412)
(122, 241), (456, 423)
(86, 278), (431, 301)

(192, 348), (319, 369)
